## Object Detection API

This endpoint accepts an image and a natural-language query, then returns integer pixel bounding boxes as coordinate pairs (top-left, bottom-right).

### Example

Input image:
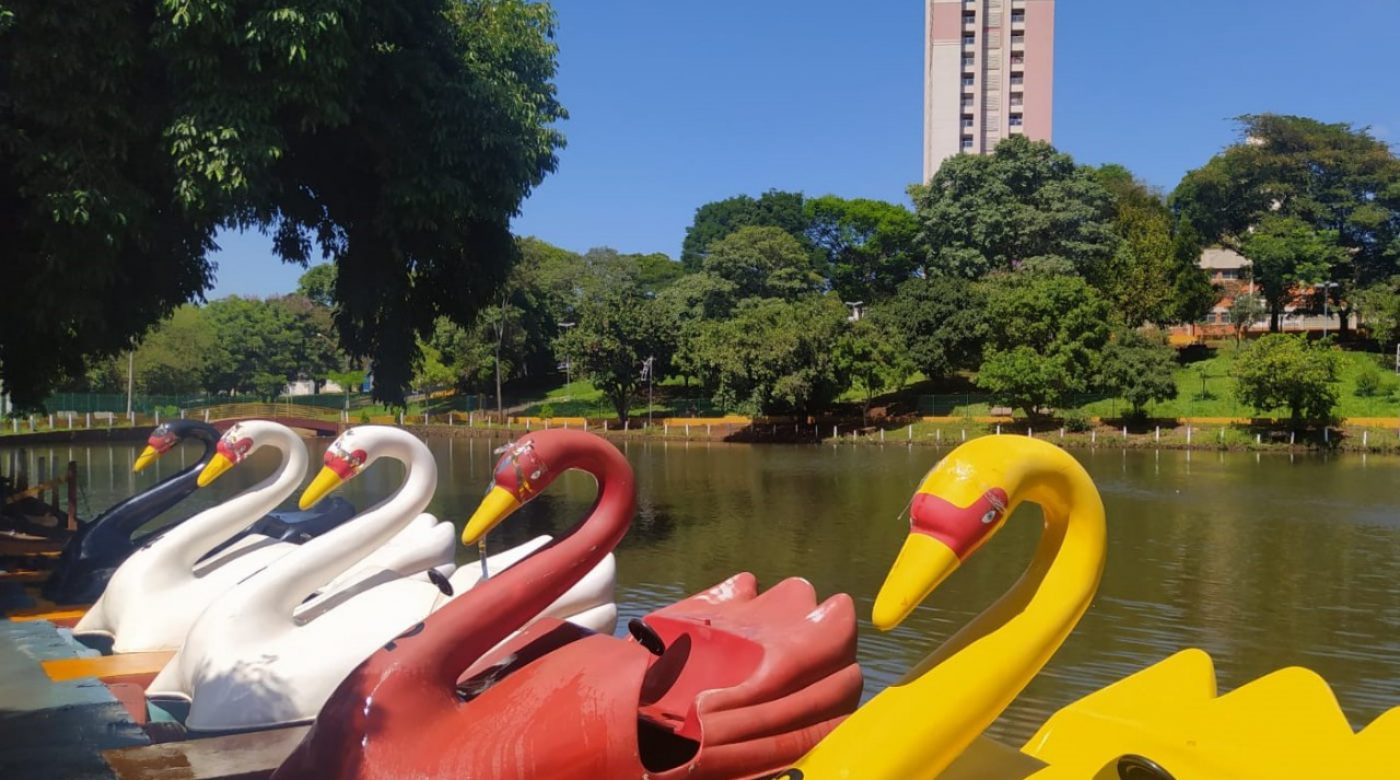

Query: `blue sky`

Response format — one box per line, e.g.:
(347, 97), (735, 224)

(209, 0), (1400, 298)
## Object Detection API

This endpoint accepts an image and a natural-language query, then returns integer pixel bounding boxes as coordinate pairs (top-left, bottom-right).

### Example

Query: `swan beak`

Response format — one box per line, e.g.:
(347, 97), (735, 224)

(132, 445), (161, 474)
(872, 533), (960, 631)
(196, 453), (236, 488)
(299, 467), (344, 510)
(462, 486), (522, 544)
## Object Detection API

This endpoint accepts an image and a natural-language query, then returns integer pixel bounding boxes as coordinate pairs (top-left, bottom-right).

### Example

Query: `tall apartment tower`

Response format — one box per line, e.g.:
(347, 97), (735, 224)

(923, 0), (1055, 181)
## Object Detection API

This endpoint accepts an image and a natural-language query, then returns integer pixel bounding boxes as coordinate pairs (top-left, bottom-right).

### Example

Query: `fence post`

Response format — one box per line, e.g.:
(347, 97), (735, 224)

(961, 428), (966, 441)
(1324, 427), (1330, 444)
(1155, 426), (1160, 442)
(204, 410), (210, 422)
(86, 412), (91, 429)
(832, 425), (838, 439)
(1091, 430), (1097, 445)
(996, 424), (1001, 435)
(1290, 431), (1295, 445)
(909, 424), (913, 441)
(624, 420), (629, 431)
(29, 415), (34, 432)
(154, 410), (160, 425)
(49, 413), (54, 428)
(1059, 427), (1065, 439)
(603, 419), (608, 431)
(1186, 426), (1192, 445)
(936, 428), (941, 443)
(1122, 426), (1127, 439)
(180, 409), (186, 419)
(1363, 430), (1369, 447)
(1027, 427), (1032, 438)
(67, 414), (73, 430)
(880, 428), (885, 442)
(399, 412), (404, 426)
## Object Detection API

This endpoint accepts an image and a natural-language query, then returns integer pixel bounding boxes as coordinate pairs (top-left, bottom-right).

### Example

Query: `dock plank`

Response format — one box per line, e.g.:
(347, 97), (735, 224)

(44, 650), (175, 682)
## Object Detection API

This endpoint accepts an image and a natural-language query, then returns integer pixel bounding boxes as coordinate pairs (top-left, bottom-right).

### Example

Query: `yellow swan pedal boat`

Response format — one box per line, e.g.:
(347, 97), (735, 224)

(773, 435), (1400, 780)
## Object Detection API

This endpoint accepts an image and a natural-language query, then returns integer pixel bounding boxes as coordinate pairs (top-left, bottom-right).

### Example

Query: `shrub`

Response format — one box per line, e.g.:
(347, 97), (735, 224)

(1354, 367), (1384, 398)
(1063, 409), (1094, 433)
(358, 410), (371, 424)
(538, 403), (555, 420)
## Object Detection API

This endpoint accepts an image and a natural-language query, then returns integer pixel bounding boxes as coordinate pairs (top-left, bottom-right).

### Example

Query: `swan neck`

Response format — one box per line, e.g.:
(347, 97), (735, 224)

(256, 436), (439, 614)
(162, 428), (308, 569)
(423, 438), (634, 686)
(796, 458), (1106, 778)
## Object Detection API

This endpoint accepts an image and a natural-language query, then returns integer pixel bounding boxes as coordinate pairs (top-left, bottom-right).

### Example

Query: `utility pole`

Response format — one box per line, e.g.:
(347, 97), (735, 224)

(641, 356), (655, 428)
(125, 351), (134, 417)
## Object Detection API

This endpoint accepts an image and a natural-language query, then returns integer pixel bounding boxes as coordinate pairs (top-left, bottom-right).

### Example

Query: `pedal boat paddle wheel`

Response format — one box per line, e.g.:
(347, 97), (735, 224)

(273, 429), (863, 780)
(770, 436), (1400, 780)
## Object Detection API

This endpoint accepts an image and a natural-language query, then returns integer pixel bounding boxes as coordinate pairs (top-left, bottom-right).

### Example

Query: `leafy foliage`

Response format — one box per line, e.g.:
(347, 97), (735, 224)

(868, 277), (986, 381)
(1232, 334), (1339, 425)
(1099, 329), (1180, 417)
(910, 136), (1120, 284)
(688, 296), (851, 415)
(975, 273), (1113, 417)
(1241, 216), (1347, 331)
(1172, 114), (1400, 332)
(803, 196), (919, 303)
(702, 226), (822, 301)
(1, 0), (565, 406)
(296, 264), (338, 308)
(554, 287), (673, 423)
(680, 190), (808, 271)
(839, 317), (915, 421)
(1096, 168), (1215, 326)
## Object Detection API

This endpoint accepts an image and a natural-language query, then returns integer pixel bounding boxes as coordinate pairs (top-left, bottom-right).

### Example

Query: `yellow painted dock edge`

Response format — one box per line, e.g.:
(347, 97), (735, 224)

(42, 650), (175, 682)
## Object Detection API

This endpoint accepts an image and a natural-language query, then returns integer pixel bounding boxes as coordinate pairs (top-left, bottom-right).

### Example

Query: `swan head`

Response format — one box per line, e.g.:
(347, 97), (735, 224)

(195, 423), (262, 487)
(298, 429), (369, 509)
(133, 423), (182, 473)
(461, 435), (554, 544)
(872, 436), (1043, 631)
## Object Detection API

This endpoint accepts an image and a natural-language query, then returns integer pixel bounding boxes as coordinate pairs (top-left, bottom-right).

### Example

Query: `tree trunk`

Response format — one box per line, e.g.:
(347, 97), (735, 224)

(1270, 306), (1281, 333)
(613, 393), (629, 427)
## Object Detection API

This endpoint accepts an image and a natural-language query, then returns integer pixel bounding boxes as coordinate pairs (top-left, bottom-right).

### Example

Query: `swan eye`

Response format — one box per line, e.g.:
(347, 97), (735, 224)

(981, 509), (999, 525)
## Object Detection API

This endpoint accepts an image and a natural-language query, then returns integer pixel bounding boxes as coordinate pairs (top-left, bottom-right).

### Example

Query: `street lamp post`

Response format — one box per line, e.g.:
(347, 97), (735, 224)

(1315, 282), (1340, 339)
(843, 300), (864, 322)
(641, 355), (655, 428)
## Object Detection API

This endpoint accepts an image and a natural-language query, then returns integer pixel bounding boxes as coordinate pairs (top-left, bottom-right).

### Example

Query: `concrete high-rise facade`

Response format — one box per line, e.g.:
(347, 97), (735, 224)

(923, 0), (1055, 181)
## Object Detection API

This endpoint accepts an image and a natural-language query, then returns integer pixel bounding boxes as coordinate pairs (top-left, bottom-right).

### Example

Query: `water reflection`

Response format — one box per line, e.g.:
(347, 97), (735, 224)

(7, 437), (1397, 744)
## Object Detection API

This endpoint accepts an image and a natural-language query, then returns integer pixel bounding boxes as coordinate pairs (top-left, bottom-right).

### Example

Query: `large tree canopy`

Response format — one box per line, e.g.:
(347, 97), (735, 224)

(679, 190), (808, 271)
(1172, 114), (1400, 333)
(803, 195), (919, 303)
(1, 0), (564, 406)
(910, 136), (1120, 283)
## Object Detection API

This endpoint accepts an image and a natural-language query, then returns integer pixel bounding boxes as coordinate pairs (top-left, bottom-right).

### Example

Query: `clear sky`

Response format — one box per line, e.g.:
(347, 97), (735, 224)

(208, 0), (1400, 298)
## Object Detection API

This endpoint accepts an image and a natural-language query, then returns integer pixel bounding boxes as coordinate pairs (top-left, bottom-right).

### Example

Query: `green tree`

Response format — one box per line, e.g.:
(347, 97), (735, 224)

(1096, 168), (1216, 326)
(1354, 281), (1400, 349)
(975, 273), (1114, 418)
(803, 196), (919, 302)
(1228, 293), (1267, 346)
(868, 277), (986, 381)
(840, 317), (915, 423)
(296, 264), (338, 308)
(1, 0), (565, 407)
(689, 296), (851, 416)
(910, 136), (1120, 284)
(554, 288), (673, 424)
(1241, 216), (1346, 331)
(1099, 329), (1179, 418)
(1232, 333), (1339, 426)
(680, 190), (808, 271)
(703, 226), (822, 301)
(1172, 115), (1400, 335)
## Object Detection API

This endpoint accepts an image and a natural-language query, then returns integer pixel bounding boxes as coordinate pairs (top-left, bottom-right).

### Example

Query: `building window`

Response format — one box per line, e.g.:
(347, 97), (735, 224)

(962, 74), (975, 87)
(962, 55), (975, 68)
(1011, 53), (1025, 66)
(1010, 93), (1023, 106)
(1010, 75), (1024, 86)
(963, 34), (976, 46)
(1011, 10), (1025, 23)
(961, 96), (974, 108)
(961, 137), (975, 150)
(1009, 114), (1023, 126)
(962, 115), (975, 128)
(1011, 31), (1025, 44)
(963, 11), (976, 24)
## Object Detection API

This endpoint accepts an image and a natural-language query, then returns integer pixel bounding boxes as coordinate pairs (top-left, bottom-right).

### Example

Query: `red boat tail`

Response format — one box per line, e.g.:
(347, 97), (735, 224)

(273, 430), (860, 780)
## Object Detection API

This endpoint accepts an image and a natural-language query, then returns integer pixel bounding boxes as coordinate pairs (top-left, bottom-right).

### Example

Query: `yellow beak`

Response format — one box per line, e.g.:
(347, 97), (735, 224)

(133, 445), (162, 474)
(196, 453), (236, 488)
(299, 466), (345, 510)
(462, 486), (522, 545)
(872, 533), (961, 631)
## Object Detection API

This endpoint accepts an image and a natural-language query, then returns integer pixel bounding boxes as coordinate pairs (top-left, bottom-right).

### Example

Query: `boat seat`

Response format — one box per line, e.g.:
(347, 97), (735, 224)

(637, 615), (765, 740)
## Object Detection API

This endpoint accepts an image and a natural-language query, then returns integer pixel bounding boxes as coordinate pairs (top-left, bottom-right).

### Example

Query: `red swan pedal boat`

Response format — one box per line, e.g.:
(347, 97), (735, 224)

(273, 429), (862, 780)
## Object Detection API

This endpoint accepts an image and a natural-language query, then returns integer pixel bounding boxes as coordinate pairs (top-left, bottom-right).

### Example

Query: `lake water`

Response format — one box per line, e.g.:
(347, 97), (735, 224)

(7, 436), (1399, 744)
